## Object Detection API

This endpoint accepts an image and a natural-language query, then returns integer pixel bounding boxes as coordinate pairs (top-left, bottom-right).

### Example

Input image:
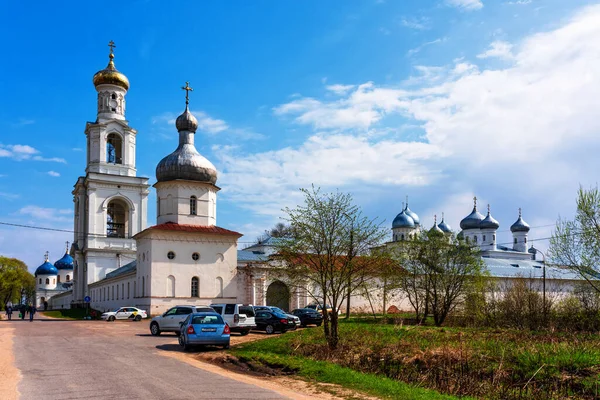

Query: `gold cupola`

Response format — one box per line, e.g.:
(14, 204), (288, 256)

(92, 41), (130, 91)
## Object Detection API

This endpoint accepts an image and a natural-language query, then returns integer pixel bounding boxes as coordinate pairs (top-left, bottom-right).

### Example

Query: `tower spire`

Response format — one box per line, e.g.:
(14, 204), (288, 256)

(473, 196), (477, 210)
(519, 207), (522, 217)
(487, 203), (491, 215)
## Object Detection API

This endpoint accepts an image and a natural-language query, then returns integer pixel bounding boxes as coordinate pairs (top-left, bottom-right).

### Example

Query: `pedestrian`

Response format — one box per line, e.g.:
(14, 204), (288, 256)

(29, 304), (36, 322)
(6, 304), (13, 320)
(20, 306), (25, 320)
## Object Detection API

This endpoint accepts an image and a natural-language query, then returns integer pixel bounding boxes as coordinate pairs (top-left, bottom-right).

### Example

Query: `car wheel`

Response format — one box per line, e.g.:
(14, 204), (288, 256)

(300, 322), (306, 328)
(150, 322), (161, 336)
(174, 330), (181, 336)
(265, 324), (274, 334)
(134, 315), (142, 322)
(240, 329), (250, 336)
(178, 334), (185, 348)
(108, 316), (115, 322)
(223, 344), (230, 350)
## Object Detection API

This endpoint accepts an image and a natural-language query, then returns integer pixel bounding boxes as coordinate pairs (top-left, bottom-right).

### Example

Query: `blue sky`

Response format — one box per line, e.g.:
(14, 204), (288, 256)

(1, 0), (599, 271)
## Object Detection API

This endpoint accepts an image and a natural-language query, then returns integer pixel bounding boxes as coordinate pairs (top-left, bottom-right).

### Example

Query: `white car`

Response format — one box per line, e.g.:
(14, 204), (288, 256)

(101, 307), (147, 322)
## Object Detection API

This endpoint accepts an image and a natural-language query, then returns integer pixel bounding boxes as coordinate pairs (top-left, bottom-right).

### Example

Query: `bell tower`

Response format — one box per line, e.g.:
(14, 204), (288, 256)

(71, 41), (150, 303)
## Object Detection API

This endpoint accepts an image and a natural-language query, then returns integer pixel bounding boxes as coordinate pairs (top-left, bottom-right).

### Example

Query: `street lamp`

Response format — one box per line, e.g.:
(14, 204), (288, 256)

(529, 245), (546, 323)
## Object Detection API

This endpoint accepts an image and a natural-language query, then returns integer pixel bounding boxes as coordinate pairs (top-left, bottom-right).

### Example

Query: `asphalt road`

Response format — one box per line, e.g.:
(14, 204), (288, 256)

(9, 317), (288, 400)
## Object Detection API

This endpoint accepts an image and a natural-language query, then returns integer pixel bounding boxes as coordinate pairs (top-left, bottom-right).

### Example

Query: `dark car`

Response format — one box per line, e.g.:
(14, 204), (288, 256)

(253, 310), (294, 334)
(292, 308), (323, 327)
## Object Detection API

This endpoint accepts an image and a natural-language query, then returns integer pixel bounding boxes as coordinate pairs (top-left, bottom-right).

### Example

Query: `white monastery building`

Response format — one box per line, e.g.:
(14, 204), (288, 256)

(39, 43), (581, 315)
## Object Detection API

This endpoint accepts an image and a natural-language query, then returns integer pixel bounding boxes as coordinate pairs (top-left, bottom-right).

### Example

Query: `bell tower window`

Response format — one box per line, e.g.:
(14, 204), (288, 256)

(107, 199), (128, 238)
(106, 133), (123, 164)
(190, 196), (197, 215)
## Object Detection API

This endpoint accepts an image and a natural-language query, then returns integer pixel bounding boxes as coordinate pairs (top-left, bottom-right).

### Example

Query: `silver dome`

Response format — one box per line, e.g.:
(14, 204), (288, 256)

(438, 218), (452, 233)
(404, 204), (420, 226)
(156, 101), (217, 184)
(429, 222), (444, 236)
(511, 209), (530, 233)
(480, 207), (500, 230)
(392, 210), (415, 229)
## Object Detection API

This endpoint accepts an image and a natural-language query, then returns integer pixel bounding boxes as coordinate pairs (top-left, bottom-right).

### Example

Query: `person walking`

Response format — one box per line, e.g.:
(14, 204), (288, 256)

(20, 306), (25, 320)
(29, 304), (36, 322)
(6, 304), (13, 320)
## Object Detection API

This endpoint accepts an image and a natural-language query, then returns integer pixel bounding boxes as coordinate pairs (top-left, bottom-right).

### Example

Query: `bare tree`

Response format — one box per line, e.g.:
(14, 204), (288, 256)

(273, 186), (387, 349)
(550, 186), (600, 293)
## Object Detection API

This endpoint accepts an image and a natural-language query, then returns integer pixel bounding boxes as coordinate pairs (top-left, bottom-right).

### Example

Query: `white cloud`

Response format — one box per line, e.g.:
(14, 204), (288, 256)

(400, 17), (430, 30)
(151, 110), (229, 135)
(326, 84), (356, 95)
(0, 192), (19, 200)
(225, 4), (600, 235)
(446, 0), (483, 11)
(11, 118), (35, 127)
(0, 144), (66, 163)
(477, 40), (514, 60)
(407, 38), (446, 57)
(506, 0), (531, 4)
(47, 171), (60, 177)
(18, 206), (72, 222)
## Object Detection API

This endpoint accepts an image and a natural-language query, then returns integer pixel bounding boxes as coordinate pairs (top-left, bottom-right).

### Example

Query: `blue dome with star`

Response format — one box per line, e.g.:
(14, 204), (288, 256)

(35, 261), (58, 277)
(54, 252), (74, 270)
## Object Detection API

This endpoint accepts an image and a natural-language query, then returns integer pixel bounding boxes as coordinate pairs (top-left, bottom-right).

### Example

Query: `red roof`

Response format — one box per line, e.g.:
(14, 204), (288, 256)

(141, 222), (242, 237)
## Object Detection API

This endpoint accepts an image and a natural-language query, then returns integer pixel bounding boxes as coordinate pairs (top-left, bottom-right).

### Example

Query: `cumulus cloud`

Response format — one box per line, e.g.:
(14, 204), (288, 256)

(18, 206), (72, 222)
(446, 0), (484, 11)
(0, 144), (66, 163)
(223, 4), (600, 240)
(477, 40), (514, 60)
(326, 84), (356, 95)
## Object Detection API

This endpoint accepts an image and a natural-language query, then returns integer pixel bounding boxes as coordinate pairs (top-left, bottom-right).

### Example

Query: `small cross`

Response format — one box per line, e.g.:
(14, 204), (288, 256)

(519, 207), (522, 217)
(181, 81), (193, 105)
(487, 204), (491, 213)
(434, 214), (437, 224)
(108, 40), (116, 54)
(473, 196), (477, 208)
(65, 241), (70, 252)
(442, 212), (444, 220)
(44, 251), (49, 262)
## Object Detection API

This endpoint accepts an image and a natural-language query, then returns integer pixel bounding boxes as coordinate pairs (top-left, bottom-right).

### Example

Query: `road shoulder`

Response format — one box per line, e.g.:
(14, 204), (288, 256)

(0, 323), (20, 400)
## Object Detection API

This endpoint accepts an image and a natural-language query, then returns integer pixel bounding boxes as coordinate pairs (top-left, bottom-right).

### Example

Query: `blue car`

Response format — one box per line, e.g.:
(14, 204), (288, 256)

(178, 312), (231, 351)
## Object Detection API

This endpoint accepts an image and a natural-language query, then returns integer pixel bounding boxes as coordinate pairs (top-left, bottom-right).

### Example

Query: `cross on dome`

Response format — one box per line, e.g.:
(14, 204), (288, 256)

(108, 40), (116, 55)
(473, 196), (477, 209)
(182, 81), (193, 106)
(44, 251), (49, 262)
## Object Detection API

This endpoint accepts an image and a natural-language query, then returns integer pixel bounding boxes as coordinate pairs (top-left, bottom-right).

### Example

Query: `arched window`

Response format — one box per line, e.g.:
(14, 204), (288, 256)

(401, 234), (405, 241)
(167, 275), (175, 297)
(106, 133), (123, 164)
(483, 235), (486, 242)
(142, 277), (145, 297)
(191, 277), (199, 297)
(39, 278), (42, 284)
(514, 238), (518, 244)
(133, 281), (136, 298)
(107, 199), (128, 238)
(127, 282), (130, 299)
(112, 286), (115, 300)
(116, 285), (119, 300)
(122, 284), (124, 299)
(66, 275), (70, 282)
(474, 236), (478, 243)
(45, 278), (49, 284)
(524, 238), (527, 244)
(190, 196), (197, 215)
(57, 275), (61, 283)
(493, 234), (496, 241)
(216, 277), (224, 298)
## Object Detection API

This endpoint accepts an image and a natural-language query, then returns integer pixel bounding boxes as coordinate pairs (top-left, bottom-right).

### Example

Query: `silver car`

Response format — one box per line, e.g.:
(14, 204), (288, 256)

(149, 305), (214, 336)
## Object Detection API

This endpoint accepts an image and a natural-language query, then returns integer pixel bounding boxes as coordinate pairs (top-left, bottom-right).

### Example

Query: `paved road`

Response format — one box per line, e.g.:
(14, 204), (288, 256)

(8, 317), (288, 400)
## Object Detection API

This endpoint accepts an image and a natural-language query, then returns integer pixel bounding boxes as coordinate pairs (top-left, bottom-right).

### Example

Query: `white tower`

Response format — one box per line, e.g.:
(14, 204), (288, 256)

(35, 252), (58, 290)
(71, 41), (150, 303)
(460, 197), (485, 246)
(511, 208), (530, 253)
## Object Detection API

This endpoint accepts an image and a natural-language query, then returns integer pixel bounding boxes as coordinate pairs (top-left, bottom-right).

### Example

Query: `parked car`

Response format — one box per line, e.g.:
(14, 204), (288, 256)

(291, 308), (323, 327)
(178, 312), (230, 351)
(253, 310), (295, 334)
(150, 305), (214, 336)
(267, 306), (301, 329)
(210, 303), (256, 335)
(102, 307), (147, 321)
(306, 303), (338, 315)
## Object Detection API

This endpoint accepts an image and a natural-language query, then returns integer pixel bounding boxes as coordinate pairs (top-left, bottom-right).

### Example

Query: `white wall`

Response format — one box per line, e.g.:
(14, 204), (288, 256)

(155, 181), (218, 226)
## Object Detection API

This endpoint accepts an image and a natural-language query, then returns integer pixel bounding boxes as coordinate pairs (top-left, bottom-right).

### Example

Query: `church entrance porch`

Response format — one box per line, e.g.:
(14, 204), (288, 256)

(266, 281), (290, 311)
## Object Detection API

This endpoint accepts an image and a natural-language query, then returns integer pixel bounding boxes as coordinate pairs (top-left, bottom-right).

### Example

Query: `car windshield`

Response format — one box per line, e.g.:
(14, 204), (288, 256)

(113, 308), (123, 313)
(191, 315), (223, 325)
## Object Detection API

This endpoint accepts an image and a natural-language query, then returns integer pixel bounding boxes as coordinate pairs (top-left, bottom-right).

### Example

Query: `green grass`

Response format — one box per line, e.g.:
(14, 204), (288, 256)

(232, 332), (465, 400)
(41, 308), (96, 320)
(231, 321), (600, 399)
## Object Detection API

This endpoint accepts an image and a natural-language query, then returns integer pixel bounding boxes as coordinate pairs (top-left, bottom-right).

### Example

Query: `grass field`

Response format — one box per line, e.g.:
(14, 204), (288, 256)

(231, 319), (600, 399)
(41, 308), (96, 320)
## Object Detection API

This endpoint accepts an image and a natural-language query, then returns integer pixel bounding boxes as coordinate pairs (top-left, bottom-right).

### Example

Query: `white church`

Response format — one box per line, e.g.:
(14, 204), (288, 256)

(36, 43), (582, 315)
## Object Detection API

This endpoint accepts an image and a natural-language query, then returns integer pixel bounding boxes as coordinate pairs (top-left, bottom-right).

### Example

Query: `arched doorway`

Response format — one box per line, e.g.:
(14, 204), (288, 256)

(266, 281), (290, 311)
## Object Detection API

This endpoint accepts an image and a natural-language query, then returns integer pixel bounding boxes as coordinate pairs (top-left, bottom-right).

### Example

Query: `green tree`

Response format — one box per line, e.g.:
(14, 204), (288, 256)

(0, 256), (35, 308)
(389, 231), (484, 326)
(549, 186), (600, 293)
(273, 186), (386, 350)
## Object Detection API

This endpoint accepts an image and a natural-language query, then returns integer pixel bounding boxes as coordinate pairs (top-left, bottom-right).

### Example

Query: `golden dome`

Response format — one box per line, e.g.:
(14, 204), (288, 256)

(93, 51), (129, 91)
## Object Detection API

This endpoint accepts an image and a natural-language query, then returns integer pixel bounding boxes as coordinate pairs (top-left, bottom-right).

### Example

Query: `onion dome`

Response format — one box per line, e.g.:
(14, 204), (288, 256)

(156, 82), (218, 185)
(404, 198), (420, 226)
(92, 41), (130, 91)
(35, 252), (58, 277)
(54, 245), (74, 270)
(460, 197), (485, 230)
(392, 209), (415, 229)
(510, 208), (530, 233)
(479, 205), (500, 230)
(429, 215), (445, 236)
(437, 213), (452, 233)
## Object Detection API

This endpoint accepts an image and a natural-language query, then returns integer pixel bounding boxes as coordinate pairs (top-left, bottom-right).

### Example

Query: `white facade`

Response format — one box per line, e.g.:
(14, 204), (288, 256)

(155, 181), (218, 226)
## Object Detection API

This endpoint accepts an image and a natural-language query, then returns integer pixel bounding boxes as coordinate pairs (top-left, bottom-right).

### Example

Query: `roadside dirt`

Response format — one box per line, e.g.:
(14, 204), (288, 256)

(0, 324), (20, 400)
